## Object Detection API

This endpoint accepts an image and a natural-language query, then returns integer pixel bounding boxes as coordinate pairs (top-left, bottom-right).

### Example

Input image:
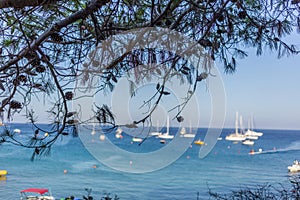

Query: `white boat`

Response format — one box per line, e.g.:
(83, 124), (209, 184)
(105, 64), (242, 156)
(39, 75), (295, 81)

(242, 139), (254, 145)
(157, 116), (174, 139)
(244, 114), (263, 137)
(244, 129), (263, 137)
(288, 160), (300, 172)
(180, 127), (186, 135)
(150, 131), (161, 136)
(150, 121), (162, 136)
(246, 135), (258, 140)
(13, 128), (21, 133)
(20, 188), (55, 200)
(180, 122), (196, 138)
(132, 137), (143, 142)
(183, 133), (196, 138)
(158, 134), (174, 139)
(225, 112), (246, 141)
(225, 134), (246, 141)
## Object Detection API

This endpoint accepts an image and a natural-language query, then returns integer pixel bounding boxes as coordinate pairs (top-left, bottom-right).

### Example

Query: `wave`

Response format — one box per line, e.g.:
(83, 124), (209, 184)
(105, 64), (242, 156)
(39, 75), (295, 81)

(256, 141), (300, 155)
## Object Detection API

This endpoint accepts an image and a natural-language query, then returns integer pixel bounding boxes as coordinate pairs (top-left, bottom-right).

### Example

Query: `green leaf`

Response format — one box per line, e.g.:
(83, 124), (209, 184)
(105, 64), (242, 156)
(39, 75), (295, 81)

(3, 39), (13, 47)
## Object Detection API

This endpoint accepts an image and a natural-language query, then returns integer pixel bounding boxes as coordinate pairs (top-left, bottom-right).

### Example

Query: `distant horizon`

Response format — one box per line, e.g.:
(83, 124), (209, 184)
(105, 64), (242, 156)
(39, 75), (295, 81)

(4, 121), (300, 132)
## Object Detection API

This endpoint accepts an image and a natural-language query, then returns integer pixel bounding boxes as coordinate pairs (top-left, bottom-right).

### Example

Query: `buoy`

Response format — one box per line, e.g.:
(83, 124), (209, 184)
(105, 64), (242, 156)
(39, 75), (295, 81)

(0, 170), (7, 176)
(99, 134), (105, 141)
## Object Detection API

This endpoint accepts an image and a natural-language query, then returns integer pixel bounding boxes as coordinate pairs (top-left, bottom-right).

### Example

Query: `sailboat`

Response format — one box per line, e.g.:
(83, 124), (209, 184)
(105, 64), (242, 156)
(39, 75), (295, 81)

(150, 120), (162, 136)
(244, 114), (263, 137)
(157, 116), (174, 139)
(182, 122), (196, 138)
(225, 112), (247, 141)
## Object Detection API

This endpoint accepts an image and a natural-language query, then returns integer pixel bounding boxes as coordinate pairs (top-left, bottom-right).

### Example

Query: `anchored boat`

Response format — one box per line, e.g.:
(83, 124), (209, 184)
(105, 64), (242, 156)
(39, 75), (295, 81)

(20, 188), (55, 200)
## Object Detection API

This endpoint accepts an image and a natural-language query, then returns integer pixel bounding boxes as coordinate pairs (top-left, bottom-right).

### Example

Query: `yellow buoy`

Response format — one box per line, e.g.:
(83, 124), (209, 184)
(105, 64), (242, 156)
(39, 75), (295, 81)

(0, 170), (7, 176)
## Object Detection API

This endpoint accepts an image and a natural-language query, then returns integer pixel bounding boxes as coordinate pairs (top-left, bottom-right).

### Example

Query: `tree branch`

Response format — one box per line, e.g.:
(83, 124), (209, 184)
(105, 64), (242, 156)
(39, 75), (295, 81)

(0, 0), (59, 9)
(0, 0), (109, 72)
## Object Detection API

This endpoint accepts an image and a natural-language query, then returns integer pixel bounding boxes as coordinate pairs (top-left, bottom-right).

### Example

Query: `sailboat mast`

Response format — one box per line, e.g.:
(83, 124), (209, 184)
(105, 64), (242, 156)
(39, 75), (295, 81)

(167, 116), (169, 135)
(239, 115), (243, 134)
(235, 112), (238, 134)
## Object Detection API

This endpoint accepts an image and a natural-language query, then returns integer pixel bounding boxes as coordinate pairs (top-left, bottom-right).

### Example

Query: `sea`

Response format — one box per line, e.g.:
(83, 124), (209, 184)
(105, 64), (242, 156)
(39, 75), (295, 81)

(0, 123), (300, 200)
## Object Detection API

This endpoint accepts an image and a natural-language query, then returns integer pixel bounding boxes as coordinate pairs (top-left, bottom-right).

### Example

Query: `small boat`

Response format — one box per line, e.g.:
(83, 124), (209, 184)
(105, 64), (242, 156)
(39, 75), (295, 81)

(183, 133), (196, 138)
(242, 139), (254, 146)
(194, 139), (204, 145)
(20, 188), (55, 200)
(288, 160), (300, 172)
(0, 170), (7, 176)
(160, 139), (166, 144)
(13, 128), (21, 133)
(132, 137), (143, 142)
(0, 170), (7, 180)
(249, 148), (263, 155)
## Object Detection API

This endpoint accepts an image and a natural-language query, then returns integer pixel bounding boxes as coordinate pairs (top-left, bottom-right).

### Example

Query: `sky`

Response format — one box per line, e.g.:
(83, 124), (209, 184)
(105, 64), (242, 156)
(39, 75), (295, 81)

(216, 40), (300, 130)
(11, 33), (300, 131)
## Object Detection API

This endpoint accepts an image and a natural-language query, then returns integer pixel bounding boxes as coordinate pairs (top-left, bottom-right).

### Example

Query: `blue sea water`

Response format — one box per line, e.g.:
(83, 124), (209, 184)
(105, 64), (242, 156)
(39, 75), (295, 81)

(0, 123), (300, 199)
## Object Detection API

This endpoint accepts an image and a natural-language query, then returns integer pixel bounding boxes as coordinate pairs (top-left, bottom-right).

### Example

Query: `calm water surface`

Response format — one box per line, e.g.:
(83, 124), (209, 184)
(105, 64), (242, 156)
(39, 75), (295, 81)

(0, 124), (299, 199)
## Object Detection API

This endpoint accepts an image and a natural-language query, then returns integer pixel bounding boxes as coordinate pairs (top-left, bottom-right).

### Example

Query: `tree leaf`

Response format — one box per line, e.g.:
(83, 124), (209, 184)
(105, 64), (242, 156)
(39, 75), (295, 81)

(156, 83), (160, 90)
(162, 91), (170, 95)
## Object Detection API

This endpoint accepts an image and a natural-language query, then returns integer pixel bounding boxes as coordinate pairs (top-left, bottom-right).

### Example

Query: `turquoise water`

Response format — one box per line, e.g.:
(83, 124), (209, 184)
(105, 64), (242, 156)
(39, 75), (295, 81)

(0, 124), (300, 199)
